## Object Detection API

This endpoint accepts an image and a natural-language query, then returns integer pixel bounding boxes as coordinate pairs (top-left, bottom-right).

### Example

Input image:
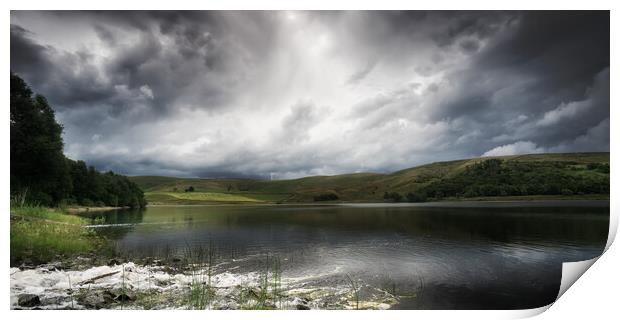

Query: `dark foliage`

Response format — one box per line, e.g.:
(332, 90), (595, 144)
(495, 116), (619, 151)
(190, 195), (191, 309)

(420, 159), (610, 199)
(313, 193), (339, 201)
(66, 159), (146, 208)
(10, 73), (146, 208)
(383, 191), (403, 202)
(11, 74), (71, 205)
(406, 191), (427, 202)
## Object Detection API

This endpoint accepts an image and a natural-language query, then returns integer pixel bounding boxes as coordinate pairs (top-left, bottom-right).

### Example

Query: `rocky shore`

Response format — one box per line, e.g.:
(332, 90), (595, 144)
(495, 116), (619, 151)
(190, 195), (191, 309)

(10, 258), (398, 310)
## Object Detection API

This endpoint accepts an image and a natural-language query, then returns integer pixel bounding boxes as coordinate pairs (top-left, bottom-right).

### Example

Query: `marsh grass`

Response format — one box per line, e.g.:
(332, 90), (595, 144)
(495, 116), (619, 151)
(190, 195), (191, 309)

(10, 205), (111, 265)
(11, 205), (86, 225)
(121, 264), (126, 310)
(67, 274), (74, 309)
(346, 274), (360, 310)
(242, 254), (283, 310)
(185, 242), (216, 309)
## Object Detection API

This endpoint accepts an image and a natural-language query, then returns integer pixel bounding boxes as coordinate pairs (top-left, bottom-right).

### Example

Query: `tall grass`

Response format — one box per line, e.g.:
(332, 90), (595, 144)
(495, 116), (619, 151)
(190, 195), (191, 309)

(10, 205), (110, 265)
(11, 205), (86, 225)
(185, 242), (216, 309)
(346, 274), (360, 310)
(243, 254), (283, 310)
(67, 274), (74, 309)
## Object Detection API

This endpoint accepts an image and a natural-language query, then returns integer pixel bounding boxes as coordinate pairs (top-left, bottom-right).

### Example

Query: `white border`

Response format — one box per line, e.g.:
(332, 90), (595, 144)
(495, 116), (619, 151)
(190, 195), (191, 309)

(2, 2), (617, 320)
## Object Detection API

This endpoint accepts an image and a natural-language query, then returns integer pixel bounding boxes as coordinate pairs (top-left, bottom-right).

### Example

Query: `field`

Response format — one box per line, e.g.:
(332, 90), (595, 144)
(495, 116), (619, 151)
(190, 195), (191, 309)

(130, 152), (610, 204)
(145, 191), (270, 204)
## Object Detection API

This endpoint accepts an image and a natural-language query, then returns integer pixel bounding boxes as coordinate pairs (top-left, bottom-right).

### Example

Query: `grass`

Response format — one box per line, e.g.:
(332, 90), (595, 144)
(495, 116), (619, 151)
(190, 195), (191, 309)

(146, 191), (264, 204)
(345, 274), (360, 310)
(11, 205), (87, 225)
(10, 205), (110, 265)
(237, 255), (283, 310)
(130, 152), (610, 205)
(185, 242), (216, 310)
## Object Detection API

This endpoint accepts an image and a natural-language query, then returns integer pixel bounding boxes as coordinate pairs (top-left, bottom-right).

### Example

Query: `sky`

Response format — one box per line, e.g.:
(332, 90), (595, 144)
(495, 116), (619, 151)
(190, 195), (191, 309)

(10, 11), (610, 179)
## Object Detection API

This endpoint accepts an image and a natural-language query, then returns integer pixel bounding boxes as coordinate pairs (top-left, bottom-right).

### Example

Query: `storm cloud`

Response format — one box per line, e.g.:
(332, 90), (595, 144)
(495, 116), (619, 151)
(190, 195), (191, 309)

(10, 11), (610, 178)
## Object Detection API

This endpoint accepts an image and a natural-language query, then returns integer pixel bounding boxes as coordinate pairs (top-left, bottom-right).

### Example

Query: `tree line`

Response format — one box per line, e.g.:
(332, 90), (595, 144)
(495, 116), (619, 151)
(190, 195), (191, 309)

(383, 158), (609, 202)
(10, 73), (146, 208)
(423, 158), (609, 199)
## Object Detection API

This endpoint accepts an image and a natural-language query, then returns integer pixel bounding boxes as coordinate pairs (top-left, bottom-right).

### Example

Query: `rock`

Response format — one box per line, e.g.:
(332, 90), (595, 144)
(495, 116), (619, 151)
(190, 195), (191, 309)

(102, 290), (116, 302)
(296, 304), (310, 310)
(217, 302), (239, 310)
(45, 261), (64, 271)
(155, 279), (172, 287)
(114, 292), (136, 302)
(41, 296), (68, 306)
(77, 292), (110, 309)
(107, 259), (120, 266)
(18, 294), (41, 307)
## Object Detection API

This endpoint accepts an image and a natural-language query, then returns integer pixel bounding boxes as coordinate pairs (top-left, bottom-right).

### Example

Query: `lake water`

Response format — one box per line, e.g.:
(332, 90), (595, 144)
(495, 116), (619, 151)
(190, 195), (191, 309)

(81, 201), (609, 309)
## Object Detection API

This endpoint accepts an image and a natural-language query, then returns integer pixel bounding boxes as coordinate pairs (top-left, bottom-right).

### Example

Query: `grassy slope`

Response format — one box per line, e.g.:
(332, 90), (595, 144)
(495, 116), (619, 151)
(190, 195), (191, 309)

(130, 152), (610, 204)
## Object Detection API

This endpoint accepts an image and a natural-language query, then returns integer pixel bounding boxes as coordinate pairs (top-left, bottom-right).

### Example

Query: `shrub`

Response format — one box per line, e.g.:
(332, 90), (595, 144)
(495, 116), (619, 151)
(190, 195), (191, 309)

(314, 193), (339, 201)
(383, 192), (403, 202)
(406, 191), (427, 202)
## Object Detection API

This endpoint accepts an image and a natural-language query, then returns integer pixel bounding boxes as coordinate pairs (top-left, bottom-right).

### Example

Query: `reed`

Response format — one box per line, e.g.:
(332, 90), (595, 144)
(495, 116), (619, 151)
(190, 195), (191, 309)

(345, 274), (360, 310)
(185, 241), (216, 309)
(243, 254), (283, 310)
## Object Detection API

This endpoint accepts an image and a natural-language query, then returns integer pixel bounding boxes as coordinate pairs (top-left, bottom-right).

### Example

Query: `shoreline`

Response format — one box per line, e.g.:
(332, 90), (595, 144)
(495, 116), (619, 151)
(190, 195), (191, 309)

(11, 258), (391, 310)
(145, 195), (610, 207)
(66, 206), (132, 213)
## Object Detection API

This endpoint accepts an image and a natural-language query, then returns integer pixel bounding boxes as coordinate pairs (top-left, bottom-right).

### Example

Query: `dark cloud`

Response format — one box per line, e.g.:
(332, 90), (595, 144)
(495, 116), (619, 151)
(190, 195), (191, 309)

(10, 11), (609, 178)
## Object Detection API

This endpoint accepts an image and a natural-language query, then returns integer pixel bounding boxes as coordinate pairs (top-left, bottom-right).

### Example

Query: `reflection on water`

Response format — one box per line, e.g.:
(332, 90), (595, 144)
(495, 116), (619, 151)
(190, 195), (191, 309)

(80, 201), (609, 309)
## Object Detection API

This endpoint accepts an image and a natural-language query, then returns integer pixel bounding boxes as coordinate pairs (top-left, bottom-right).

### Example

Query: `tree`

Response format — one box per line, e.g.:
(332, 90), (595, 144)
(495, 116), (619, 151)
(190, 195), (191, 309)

(11, 73), (72, 205)
(314, 193), (339, 201)
(406, 191), (427, 202)
(383, 192), (403, 202)
(10, 73), (147, 208)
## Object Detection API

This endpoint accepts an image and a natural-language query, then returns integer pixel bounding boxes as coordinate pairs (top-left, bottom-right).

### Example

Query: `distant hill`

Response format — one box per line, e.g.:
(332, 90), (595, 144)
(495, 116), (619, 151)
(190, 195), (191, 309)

(129, 152), (610, 204)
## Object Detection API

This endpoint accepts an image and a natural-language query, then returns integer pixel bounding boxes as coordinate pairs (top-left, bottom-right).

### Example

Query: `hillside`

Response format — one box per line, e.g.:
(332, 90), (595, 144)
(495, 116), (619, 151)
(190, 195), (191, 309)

(129, 152), (610, 204)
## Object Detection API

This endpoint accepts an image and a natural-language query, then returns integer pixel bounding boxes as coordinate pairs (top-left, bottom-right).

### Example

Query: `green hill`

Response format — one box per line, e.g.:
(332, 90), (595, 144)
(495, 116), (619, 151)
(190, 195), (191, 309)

(129, 152), (610, 204)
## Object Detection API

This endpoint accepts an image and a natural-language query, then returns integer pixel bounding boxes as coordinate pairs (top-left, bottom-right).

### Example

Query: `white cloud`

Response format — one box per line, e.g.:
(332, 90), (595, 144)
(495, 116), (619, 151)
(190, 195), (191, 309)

(140, 85), (154, 99)
(482, 141), (546, 157)
(536, 100), (587, 127)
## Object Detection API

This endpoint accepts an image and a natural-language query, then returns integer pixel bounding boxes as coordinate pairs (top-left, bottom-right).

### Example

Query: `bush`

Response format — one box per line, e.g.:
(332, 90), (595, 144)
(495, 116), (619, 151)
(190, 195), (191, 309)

(314, 193), (339, 201)
(383, 192), (403, 202)
(81, 198), (94, 207)
(27, 191), (54, 207)
(406, 192), (427, 202)
(419, 159), (609, 198)
(561, 189), (574, 196)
